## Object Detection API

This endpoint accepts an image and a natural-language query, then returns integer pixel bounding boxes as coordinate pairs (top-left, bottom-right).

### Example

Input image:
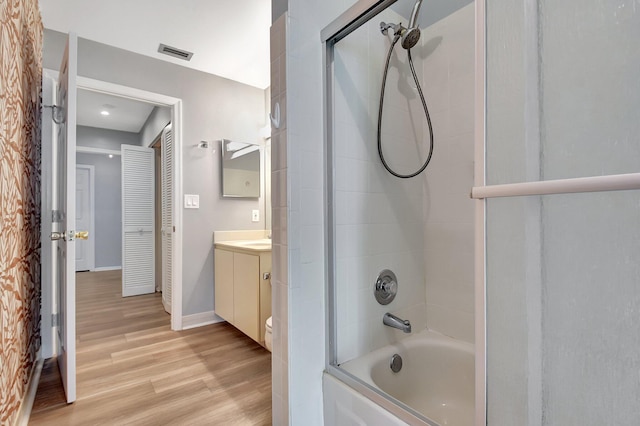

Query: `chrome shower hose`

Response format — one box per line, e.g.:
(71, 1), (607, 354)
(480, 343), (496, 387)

(377, 35), (434, 179)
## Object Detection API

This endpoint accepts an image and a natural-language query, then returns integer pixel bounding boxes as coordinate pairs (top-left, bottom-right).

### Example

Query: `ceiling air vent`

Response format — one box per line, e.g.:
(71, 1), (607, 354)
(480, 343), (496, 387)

(157, 44), (193, 61)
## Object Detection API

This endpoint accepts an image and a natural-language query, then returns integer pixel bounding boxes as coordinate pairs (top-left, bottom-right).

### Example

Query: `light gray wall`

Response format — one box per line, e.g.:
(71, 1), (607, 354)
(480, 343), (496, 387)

(139, 106), (171, 147)
(77, 125), (139, 150)
(77, 153), (121, 268)
(44, 30), (267, 316)
(76, 126), (139, 268)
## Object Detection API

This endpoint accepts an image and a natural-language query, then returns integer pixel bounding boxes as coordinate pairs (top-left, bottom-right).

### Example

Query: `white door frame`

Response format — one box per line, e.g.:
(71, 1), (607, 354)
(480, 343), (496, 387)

(41, 71), (184, 332)
(41, 70), (57, 359)
(75, 164), (95, 272)
(76, 76), (184, 331)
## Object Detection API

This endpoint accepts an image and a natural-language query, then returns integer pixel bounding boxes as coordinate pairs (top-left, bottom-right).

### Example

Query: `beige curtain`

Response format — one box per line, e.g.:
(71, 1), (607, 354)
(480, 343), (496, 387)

(0, 0), (43, 423)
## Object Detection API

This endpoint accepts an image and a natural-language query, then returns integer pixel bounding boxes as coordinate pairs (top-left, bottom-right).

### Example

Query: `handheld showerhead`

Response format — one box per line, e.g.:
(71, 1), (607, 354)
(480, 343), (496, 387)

(401, 0), (424, 49)
(408, 0), (424, 29)
(401, 27), (421, 49)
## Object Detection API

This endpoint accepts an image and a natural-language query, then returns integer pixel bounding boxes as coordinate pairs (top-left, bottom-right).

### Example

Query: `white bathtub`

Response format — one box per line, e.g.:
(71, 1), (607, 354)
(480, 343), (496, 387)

(340, 330), (474, 425)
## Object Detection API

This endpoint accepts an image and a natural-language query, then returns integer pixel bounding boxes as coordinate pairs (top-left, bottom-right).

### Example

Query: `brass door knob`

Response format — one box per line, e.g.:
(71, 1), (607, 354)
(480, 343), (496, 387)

(75, 231), (89, 240)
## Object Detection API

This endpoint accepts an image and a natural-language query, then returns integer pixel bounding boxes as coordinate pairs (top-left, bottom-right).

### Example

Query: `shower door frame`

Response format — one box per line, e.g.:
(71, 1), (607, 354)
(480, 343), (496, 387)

(473, 2), (487, 426)
(322, 0), (480, 425)
(322, 1), (435, 425)
(324, 0), (640, 423)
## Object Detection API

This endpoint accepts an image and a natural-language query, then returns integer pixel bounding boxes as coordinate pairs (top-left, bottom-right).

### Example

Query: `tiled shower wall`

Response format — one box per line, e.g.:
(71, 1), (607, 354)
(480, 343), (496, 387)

(0, 0), (43, 423)
(279, 0), (353, 423)
(421, 3), (475, 343)
(334, 7), (428, 364)
(334, 2), (476, 363)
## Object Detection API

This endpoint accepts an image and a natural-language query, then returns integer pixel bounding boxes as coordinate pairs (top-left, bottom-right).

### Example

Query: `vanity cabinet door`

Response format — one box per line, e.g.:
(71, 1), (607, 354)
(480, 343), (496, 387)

(233, 252), (260, 341)
(214, 249), (234, 322)
(258, 252), (272, 346)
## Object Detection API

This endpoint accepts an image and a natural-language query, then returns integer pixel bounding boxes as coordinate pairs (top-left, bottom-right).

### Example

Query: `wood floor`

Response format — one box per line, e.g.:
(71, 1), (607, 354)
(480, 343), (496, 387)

(30, 270), (272, 425)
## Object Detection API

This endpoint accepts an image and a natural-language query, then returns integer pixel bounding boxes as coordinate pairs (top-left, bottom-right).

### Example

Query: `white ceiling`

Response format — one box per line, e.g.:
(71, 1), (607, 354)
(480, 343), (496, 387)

(77, 89), (155, 133)
(38, 0), (271, 89)
(391, 0), (473, 28)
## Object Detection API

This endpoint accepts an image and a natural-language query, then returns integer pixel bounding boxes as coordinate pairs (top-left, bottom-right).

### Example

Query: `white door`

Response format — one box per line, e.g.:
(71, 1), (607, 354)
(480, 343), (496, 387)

(52, 33), (78, 403)
(75, 165), (94, 271)
(121, 145), (155, 297)
(161, 124), (173, 313)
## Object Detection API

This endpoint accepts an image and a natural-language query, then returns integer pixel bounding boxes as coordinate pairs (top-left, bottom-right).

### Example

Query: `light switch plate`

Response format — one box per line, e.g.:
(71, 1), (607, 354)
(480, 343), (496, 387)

(252, 209), (260, 222)
(184, 194), (200, 209)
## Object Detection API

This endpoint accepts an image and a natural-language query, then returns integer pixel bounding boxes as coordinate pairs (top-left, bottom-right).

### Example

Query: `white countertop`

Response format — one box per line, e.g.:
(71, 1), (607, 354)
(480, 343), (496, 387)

(214, 239), (272, 253)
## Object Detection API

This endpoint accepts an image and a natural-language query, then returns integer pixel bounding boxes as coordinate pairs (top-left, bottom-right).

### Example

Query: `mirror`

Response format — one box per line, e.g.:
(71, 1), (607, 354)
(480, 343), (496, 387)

(221, 139), (261, 198)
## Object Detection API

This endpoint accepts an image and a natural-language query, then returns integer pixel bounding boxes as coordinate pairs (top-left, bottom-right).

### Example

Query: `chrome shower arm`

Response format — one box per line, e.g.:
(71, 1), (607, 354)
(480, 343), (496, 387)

(380, 21), (404, 36)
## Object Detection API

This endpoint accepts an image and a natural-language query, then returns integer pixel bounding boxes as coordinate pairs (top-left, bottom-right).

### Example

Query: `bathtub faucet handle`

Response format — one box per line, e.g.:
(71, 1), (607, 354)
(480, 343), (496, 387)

(374, 269), (398, 305)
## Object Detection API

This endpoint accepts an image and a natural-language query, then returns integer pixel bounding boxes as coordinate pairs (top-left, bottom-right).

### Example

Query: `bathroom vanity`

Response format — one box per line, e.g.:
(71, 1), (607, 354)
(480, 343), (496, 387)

(214, 238), (272, 347)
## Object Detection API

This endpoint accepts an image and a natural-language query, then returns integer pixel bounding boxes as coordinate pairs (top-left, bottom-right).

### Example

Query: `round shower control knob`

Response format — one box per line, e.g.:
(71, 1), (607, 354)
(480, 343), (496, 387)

(374, 269), (398, 305)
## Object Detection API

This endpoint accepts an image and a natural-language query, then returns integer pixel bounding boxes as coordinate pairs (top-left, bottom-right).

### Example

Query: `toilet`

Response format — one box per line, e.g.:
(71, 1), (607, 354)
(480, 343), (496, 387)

(264, 316), (273, 352)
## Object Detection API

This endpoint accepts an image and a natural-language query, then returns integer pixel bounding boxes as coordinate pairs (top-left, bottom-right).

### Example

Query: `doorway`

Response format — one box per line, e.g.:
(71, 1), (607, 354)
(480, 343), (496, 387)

(41, 72), (185, 367)
(77, 75), (183, 329)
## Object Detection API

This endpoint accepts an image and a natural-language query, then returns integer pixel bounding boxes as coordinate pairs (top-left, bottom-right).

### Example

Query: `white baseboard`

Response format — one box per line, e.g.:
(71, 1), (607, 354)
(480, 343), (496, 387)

(92, 266), (122, 272)
(181, 311), (225, 330)
(14, 357), (44, 426)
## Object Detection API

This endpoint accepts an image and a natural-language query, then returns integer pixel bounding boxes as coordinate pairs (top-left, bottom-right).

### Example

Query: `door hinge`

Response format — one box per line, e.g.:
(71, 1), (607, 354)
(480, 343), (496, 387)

(52, 313), (60, 327)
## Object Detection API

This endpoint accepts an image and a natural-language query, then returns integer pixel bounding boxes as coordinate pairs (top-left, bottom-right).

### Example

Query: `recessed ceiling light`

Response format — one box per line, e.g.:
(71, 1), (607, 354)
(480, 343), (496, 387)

(101, 110), (110, 116)
(108, 154), (113, 159)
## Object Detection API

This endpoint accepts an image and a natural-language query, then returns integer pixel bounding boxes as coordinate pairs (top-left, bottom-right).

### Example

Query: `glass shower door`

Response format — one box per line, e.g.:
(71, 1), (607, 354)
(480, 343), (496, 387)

(484, 1), (640, 424)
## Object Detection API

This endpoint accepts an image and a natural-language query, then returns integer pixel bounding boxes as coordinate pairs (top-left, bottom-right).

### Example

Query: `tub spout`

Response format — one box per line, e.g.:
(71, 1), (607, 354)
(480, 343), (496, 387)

(383, 313), (412, 333)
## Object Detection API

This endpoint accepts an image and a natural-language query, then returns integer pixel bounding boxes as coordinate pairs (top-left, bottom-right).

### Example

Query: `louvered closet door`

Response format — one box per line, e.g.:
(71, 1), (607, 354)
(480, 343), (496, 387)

(121, 145), (155, 297)
(161, 124), (173, 313)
